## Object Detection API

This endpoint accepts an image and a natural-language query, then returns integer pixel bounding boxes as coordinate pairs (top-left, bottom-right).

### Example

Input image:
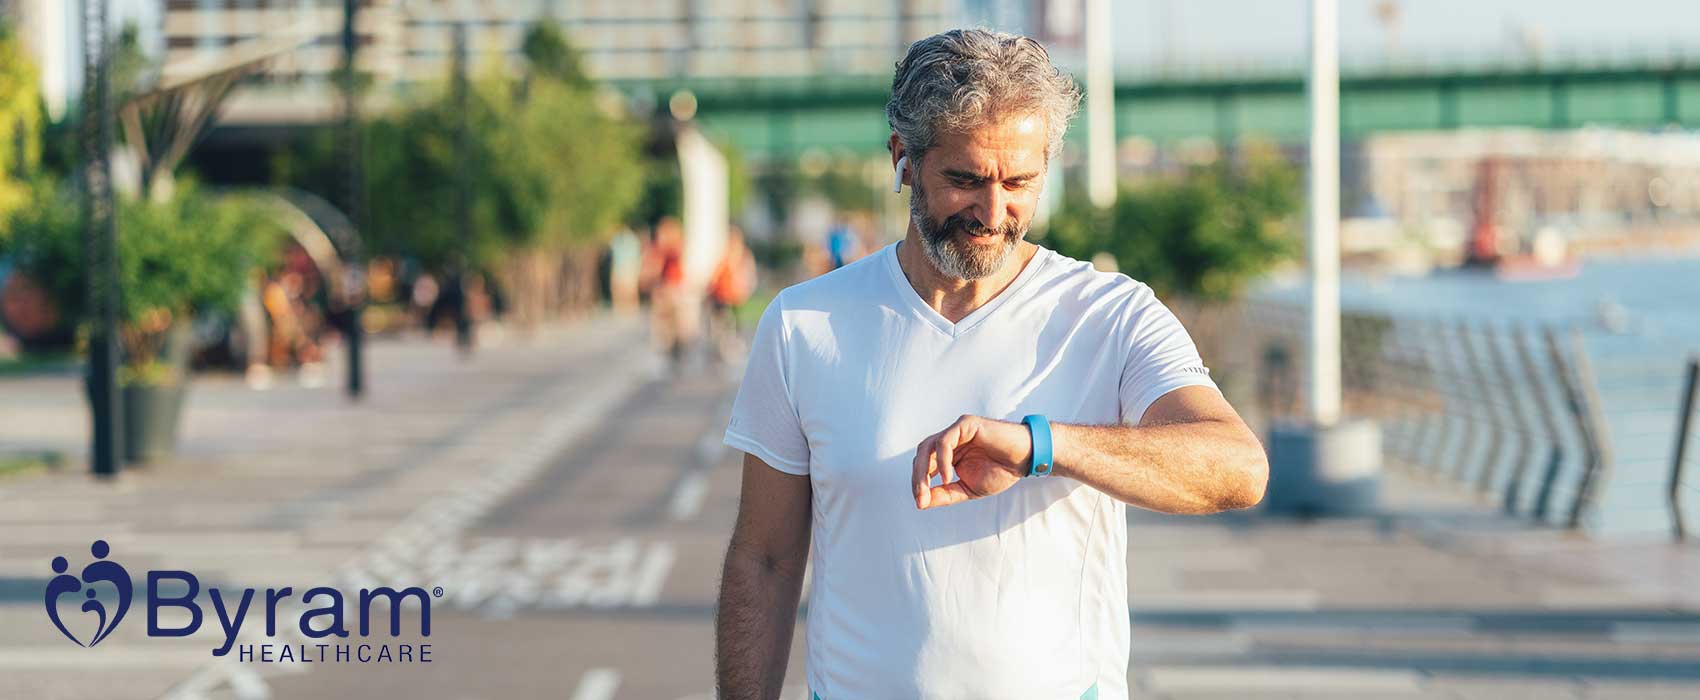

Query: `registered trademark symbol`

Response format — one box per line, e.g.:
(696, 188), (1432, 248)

(433, 587), (444, 598)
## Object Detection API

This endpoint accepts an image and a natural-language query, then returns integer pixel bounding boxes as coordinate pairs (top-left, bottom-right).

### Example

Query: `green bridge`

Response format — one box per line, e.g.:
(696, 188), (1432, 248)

(618, 58), (1700, 160)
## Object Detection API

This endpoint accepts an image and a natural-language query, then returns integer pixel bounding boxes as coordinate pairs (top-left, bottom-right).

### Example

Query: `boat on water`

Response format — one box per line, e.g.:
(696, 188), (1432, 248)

(1464, 159), (1583, 282)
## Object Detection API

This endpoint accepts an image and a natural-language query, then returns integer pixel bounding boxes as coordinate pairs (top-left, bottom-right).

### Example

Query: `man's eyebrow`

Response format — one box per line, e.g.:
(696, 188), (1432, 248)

(941, 169), (1041, 182)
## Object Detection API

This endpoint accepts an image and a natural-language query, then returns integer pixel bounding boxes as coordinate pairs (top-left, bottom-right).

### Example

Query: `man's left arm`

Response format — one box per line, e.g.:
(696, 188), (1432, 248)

(912, 386), (1268, 515)
(1051, 385), (1267, 515)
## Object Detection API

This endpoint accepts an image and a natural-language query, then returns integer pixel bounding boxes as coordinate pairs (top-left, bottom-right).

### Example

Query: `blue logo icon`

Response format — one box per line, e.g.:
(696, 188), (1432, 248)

(45, 540), (133, 647)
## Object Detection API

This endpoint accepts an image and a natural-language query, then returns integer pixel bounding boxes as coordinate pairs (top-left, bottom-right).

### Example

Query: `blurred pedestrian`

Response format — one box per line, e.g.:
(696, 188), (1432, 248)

(644, 217), (691, 373)
(826, 220), (861, 270)
(705, 226), (758, 366)
(410, 272), (440, 332)
(260, 271), (322, 385)
(427, 273), (472, 346)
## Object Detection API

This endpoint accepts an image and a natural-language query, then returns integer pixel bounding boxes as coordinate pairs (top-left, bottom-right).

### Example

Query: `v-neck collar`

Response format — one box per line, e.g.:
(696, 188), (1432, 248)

(883, 239), (1049, 339)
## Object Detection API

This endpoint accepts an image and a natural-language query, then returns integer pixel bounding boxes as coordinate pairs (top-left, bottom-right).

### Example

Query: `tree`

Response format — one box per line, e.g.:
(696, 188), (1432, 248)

(2, 178), (282, 377)
(280, 22), (645, 276)
(0, 20), (44, 224)
(1046, 147), (1301, 300)
(520, 22), (590, 89)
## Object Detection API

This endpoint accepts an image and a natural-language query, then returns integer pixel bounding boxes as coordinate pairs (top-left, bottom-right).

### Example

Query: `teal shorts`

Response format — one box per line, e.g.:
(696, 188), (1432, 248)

(813, 682), (1098, 699)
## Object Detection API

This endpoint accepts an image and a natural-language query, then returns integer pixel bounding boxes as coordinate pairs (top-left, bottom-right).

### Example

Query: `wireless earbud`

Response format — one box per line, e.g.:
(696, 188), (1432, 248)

(892, 156), (908, 193)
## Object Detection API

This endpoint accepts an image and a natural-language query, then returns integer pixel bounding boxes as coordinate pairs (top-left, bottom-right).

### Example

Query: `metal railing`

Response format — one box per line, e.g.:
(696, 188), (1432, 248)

(1173, 300), (1618, 530)
(1669, 356), (1699, 541)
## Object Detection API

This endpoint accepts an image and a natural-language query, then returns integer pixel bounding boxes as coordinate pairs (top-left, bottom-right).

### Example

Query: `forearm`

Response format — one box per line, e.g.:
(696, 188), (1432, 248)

(1050, 419), (1267, 515)
(714, 545), (806, 700)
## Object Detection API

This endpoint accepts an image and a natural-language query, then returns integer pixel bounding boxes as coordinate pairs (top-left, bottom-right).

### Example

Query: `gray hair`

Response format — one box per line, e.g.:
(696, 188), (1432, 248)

(886, 28), (1082, 164)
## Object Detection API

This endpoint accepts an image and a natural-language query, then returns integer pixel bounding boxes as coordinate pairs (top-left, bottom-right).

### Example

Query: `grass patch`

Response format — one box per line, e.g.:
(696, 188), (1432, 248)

(0, 452), (61, 480)
(0, 352), (79, 376)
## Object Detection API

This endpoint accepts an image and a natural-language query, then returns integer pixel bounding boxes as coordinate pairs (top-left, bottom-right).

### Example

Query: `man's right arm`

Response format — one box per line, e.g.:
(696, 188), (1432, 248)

(715, 452), (812, 700)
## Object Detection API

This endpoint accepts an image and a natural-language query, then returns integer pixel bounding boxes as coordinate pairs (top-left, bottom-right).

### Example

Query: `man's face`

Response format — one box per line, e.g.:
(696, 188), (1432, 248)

(906, 114), (1048, 281)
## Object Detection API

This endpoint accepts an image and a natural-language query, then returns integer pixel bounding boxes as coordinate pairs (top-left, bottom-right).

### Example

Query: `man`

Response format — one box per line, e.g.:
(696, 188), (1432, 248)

(715, 29), (1269, 700)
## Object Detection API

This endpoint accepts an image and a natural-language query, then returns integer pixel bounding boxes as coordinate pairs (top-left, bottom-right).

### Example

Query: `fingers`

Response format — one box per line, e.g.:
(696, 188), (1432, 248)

(921, 481), (977, 510)
(939, 419), (961, 487)
(911, 435), (933, 509)
(914, 416), (979, 510)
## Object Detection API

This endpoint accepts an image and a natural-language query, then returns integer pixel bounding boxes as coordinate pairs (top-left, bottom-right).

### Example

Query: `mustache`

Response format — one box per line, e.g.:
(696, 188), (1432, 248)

(934, 212), (1022, 240)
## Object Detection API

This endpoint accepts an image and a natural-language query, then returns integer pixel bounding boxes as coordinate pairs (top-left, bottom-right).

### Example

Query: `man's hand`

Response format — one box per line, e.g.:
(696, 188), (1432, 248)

(911, 414), (1032, 510)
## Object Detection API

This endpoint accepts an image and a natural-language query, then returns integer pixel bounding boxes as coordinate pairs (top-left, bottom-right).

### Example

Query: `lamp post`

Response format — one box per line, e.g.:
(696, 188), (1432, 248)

(1308, 0), (1342, 427)
(1263, 0), (1383, 517)
(340, 0), (366, 398)
(451, 21), (474, 356)
(80, 0), (121, 479)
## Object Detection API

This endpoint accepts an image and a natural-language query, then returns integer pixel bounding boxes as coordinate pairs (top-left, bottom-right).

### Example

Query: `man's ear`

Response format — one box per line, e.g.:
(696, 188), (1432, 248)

(888, 133), (908, 191)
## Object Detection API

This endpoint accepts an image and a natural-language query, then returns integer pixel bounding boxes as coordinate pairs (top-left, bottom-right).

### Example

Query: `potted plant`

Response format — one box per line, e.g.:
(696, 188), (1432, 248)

(2, 178), (282, 462)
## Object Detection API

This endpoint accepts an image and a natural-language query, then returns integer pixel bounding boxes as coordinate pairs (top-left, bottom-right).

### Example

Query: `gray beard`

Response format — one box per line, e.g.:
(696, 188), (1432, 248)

(909, 180), (1022, 281)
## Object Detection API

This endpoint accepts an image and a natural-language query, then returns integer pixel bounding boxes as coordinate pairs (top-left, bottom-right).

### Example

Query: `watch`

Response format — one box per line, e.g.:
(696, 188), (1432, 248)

(1022, 414), (1053, 477)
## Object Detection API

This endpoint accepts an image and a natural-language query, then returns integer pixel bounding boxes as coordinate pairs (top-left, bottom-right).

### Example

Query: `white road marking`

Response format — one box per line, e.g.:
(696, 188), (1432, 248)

(668, 472), (709, 521)
(569, 668), (622, 700)
(225, 661), (271, 700)
(415, 537), (676, 611)
(631, 541), (677, 605)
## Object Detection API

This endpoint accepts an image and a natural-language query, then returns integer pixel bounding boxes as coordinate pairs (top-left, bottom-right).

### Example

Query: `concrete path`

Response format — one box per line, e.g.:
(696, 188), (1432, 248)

(2, 312), (1697, 699)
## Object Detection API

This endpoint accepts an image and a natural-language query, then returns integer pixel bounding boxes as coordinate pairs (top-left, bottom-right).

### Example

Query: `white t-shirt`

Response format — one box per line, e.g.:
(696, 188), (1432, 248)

(722, 241), (1218, 700)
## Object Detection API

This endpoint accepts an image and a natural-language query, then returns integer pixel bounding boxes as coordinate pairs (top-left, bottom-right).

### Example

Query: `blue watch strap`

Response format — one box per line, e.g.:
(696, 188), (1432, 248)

(1022, 414), (1053, 477)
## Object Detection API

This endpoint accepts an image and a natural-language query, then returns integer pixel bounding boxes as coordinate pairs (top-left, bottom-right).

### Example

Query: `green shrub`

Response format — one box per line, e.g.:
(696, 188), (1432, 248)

(1046, 148), (1301, 301)
(2, 178), (284, 379)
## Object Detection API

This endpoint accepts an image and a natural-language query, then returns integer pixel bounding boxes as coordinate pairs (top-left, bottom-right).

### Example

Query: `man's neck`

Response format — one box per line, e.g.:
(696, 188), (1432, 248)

(894, 226), (1037, 325)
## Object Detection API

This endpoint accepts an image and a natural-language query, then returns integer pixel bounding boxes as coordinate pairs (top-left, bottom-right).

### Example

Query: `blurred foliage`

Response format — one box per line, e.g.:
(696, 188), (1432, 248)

(274, 22), (645, 275)
(1, 179), (284, 375)
(108, 23), (156, 104)
(0, 20), (44, 224)
(723, 144), (750, 219)
(1046, 148), (1302, 300)
(798, 156), (881, 213)
(520, 22), (590, 89)
(630, 148), (682, 227)
(28, 22), (152, 182)
(629, 129), (750, 229)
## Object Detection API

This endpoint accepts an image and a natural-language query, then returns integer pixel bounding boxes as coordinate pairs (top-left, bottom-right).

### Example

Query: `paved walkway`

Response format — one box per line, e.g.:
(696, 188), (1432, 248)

(0, 314), (659, 699)
(1125, 474), (1700, 699)
(2, 312), (1698, 699)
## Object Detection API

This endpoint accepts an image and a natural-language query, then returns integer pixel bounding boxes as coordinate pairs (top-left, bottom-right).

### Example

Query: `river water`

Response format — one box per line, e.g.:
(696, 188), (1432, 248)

(1254, 254), (1700, 537)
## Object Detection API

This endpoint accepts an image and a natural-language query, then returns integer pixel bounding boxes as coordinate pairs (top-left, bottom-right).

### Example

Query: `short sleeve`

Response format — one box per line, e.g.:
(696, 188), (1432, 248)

(723, 294), (811, 475)
(1119, 286), (1220, 425)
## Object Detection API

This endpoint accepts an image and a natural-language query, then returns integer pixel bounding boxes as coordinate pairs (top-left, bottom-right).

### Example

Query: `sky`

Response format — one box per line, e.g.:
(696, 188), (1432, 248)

(1105, 0), (1700, 72)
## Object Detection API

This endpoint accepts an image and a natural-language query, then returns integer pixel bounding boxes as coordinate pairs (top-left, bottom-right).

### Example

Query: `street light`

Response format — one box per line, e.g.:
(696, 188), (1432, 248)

(1308, 0), (1342, 427)
(452, 21), (474, 357)
(340, 0), (367, 399)
(80, 0), (121, 479)
(1263, 0), (1383, 517)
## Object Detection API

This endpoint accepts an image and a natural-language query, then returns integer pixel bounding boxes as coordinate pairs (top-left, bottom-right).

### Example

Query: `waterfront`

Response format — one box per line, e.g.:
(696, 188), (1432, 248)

(1258, 252), (1700, 537)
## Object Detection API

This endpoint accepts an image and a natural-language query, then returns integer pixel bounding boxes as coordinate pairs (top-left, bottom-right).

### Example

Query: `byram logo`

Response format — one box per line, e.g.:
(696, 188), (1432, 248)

(45, 540), (131, 647)
(46, 540), (438, 664)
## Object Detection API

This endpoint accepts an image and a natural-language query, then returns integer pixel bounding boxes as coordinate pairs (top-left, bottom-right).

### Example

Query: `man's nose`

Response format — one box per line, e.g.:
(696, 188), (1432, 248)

(976, 186), (1009, 231)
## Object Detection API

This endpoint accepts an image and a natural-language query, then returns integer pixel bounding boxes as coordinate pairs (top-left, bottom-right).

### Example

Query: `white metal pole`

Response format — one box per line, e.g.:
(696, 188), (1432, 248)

(1084, 0), (1115, 208)
(1307, 0), (1342, 426)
